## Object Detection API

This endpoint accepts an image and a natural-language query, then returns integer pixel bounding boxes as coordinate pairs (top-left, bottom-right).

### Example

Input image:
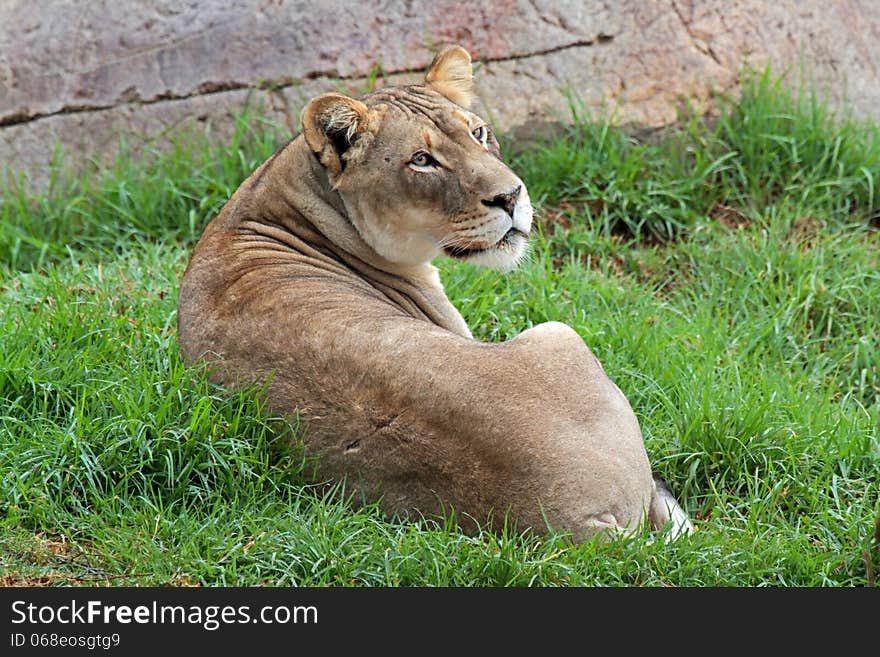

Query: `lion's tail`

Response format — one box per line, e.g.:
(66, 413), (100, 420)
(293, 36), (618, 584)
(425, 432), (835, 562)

(649, 476), (694, 541)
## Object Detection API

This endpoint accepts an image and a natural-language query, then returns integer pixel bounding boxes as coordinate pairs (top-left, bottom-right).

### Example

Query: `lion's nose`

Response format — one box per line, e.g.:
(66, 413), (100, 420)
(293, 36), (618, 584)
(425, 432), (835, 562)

(482, 185), (521, 218)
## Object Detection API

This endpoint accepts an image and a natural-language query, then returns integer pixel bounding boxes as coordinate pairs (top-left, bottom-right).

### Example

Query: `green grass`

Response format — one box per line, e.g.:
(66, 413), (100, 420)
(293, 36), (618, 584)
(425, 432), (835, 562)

(511, 69), (879, 240)
(1, 71), (878, 586)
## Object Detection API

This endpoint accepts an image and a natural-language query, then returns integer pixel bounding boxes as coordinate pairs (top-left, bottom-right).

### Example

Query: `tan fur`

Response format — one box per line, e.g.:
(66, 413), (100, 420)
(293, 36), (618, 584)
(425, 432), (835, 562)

(425, 45), (475, 108)
(178, 46), (691, 542)
(301, 94), (372, 178)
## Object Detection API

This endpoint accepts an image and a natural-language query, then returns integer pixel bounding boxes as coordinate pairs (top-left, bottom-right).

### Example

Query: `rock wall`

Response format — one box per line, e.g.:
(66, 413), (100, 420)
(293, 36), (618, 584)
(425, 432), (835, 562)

(2, 0), (879, 189)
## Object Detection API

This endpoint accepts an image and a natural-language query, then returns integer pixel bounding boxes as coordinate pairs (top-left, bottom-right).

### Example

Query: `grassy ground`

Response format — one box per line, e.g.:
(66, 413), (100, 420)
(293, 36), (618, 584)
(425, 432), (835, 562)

(1, 71), (878, 586)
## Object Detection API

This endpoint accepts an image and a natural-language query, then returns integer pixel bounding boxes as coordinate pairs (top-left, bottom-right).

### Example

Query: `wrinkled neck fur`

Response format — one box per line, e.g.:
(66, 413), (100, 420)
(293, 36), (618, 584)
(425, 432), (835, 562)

(244, 136), (470, 337)
(268, 139), (439, 285)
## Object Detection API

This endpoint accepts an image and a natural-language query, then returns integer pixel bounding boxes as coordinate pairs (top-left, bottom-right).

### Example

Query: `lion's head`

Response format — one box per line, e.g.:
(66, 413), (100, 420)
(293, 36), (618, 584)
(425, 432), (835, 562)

(301, 46), (533, 270)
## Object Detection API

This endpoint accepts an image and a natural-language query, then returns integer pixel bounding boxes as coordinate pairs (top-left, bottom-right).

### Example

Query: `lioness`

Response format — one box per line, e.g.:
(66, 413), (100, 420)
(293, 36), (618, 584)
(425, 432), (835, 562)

(178, 45), (692, 541)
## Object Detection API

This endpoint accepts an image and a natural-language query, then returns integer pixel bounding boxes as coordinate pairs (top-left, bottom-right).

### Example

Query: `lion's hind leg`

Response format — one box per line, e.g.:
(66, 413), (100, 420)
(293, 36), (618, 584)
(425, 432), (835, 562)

(648, 476), (693, 541)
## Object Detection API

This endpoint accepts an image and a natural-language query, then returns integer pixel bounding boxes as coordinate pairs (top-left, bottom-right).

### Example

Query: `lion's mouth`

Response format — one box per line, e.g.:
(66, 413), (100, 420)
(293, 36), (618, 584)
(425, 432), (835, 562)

(444, 227), (527, 259)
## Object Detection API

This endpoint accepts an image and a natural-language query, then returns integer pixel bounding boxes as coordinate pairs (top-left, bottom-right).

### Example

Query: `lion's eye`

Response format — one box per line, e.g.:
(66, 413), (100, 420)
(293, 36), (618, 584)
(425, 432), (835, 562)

(410, 151), (437, 168)
(471, 125), (488, 145)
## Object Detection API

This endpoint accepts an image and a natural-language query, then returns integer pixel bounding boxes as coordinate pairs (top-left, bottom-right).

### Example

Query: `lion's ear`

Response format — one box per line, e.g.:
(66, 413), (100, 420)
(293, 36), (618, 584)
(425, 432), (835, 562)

(301, 93), (370, 177)
(425, 45), (474, 108)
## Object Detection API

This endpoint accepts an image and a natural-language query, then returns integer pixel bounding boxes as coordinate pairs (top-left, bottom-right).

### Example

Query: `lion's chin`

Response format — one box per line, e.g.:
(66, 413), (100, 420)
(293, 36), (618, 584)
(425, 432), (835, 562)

(445, 229), (529, 270)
